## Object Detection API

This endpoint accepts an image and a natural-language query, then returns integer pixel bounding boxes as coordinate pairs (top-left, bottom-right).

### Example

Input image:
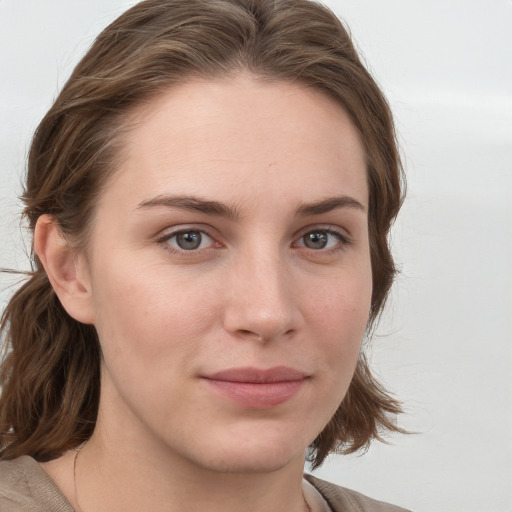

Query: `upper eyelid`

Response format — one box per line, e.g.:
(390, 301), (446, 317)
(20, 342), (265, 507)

(293, 223), (351, 240)
(155, 226), (220, 249)
(155, 224), (218, 239)
(293, 228), (350, 246)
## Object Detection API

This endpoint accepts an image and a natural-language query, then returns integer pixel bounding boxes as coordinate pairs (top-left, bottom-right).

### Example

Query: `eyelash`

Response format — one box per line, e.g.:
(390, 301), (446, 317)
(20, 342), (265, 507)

(156, 226), (351, 256)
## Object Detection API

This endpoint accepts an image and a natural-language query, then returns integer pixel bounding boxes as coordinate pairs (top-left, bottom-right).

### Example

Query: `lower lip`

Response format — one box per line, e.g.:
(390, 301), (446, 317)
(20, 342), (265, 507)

(203, 379), (305, 409)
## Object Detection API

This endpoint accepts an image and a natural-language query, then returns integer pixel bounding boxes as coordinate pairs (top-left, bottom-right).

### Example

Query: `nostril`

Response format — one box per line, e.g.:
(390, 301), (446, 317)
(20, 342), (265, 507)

(235, 327), (296, 342)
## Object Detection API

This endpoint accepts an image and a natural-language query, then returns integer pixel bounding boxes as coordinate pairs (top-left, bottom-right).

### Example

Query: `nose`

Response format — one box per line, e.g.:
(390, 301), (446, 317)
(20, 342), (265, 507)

(222, 247), (303, 343)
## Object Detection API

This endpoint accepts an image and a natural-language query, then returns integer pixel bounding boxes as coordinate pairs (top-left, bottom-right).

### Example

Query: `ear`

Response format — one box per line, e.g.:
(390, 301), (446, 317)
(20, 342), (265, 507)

(34, 214), (95, 324)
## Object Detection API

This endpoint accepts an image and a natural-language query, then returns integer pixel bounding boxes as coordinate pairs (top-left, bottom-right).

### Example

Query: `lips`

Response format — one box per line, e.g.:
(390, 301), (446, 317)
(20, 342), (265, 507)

(201, 366), (308, 409)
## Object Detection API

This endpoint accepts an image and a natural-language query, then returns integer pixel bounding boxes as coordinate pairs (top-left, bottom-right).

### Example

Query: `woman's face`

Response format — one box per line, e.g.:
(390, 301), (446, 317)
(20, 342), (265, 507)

(80, 75), (372, 473)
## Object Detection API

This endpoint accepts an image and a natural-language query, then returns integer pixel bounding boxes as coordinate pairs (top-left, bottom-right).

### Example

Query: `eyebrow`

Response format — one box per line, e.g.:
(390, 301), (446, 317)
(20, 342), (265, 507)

(295, 196), (366, 216)
(137, 195), (240, 219)
(136, 194), (365, 219)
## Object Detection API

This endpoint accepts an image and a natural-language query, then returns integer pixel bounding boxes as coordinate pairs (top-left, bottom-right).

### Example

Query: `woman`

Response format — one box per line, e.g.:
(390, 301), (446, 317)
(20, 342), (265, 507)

(0, 0), (408, 510)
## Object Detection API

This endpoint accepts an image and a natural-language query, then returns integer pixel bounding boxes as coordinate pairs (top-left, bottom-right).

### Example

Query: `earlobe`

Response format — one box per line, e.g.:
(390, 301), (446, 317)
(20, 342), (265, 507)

(34, 214), (95, 324)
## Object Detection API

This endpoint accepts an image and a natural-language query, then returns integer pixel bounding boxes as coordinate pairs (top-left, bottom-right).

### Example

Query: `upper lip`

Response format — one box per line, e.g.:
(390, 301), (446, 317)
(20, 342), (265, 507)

(203, 366), (308, 383)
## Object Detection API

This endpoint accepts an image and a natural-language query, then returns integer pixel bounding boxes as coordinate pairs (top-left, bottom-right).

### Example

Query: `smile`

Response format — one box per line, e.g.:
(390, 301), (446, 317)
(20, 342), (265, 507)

(201, 366), (309, 409)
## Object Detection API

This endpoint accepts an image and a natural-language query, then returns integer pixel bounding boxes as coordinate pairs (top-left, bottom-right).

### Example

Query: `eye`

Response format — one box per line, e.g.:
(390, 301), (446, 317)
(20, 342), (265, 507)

(295, 229), (348, 250)
(161, 229), (215, 252)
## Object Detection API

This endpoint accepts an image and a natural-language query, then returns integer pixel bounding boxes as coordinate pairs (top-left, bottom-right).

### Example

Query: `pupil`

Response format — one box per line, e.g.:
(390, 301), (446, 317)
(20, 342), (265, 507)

(177, 231), (201, 250)
(305, 232), (327, 249)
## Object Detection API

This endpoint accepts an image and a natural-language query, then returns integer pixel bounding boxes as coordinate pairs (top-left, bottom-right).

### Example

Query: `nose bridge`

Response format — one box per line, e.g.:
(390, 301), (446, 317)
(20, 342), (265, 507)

(223, 240), (299, 341)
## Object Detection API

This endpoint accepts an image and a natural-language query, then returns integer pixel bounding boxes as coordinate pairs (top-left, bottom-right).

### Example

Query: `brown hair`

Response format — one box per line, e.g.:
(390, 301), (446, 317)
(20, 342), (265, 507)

(0, 0), (405, 468)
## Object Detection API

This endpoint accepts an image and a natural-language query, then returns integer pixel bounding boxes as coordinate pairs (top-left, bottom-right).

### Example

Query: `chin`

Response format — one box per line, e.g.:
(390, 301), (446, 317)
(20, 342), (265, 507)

(198, 448), (305, 475)
(177, 426), (310, 476)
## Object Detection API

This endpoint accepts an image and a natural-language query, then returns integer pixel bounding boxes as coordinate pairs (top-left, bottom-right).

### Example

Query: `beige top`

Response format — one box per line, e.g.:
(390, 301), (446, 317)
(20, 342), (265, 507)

(0, 456), (411, 512)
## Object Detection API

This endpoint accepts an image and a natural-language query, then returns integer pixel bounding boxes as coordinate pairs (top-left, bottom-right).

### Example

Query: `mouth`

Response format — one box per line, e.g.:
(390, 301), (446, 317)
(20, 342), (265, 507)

(201, 366), (309, 409)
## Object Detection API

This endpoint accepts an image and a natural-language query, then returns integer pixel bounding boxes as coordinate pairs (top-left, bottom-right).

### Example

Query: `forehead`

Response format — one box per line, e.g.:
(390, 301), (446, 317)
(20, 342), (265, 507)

(100, 74), (368, 212)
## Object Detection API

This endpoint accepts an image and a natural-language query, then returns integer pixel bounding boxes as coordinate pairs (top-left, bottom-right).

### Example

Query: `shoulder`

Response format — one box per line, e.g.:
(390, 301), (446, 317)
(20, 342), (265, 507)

(0, 456), (73, 512)
(305, 474), (412, 512)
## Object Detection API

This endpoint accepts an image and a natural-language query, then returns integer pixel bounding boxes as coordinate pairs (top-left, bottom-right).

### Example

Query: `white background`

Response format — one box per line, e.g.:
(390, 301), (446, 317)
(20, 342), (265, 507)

(1, 1), (511, 511)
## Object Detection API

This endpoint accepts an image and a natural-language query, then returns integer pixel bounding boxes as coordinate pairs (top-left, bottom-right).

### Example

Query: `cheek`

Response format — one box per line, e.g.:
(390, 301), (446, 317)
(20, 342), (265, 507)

(304, 264), (372, 373)
(307, 259), (372, 326)
(89, 261), (219, 370)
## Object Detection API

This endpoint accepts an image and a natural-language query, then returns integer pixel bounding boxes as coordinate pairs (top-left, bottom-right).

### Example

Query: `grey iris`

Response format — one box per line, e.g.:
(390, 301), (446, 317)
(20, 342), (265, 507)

(176, 231), (202, 250)
(304, 232), (328, 249)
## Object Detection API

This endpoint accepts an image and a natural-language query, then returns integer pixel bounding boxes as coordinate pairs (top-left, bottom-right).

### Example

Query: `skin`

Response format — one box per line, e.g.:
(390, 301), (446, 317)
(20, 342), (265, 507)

(37, 74), (372, 512)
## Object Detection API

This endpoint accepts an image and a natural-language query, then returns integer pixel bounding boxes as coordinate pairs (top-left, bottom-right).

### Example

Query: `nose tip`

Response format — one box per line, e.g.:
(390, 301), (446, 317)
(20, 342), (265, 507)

(222, 259), (301, 343)
(230, 312), (296, 343)
(224, 313), (297, 344)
